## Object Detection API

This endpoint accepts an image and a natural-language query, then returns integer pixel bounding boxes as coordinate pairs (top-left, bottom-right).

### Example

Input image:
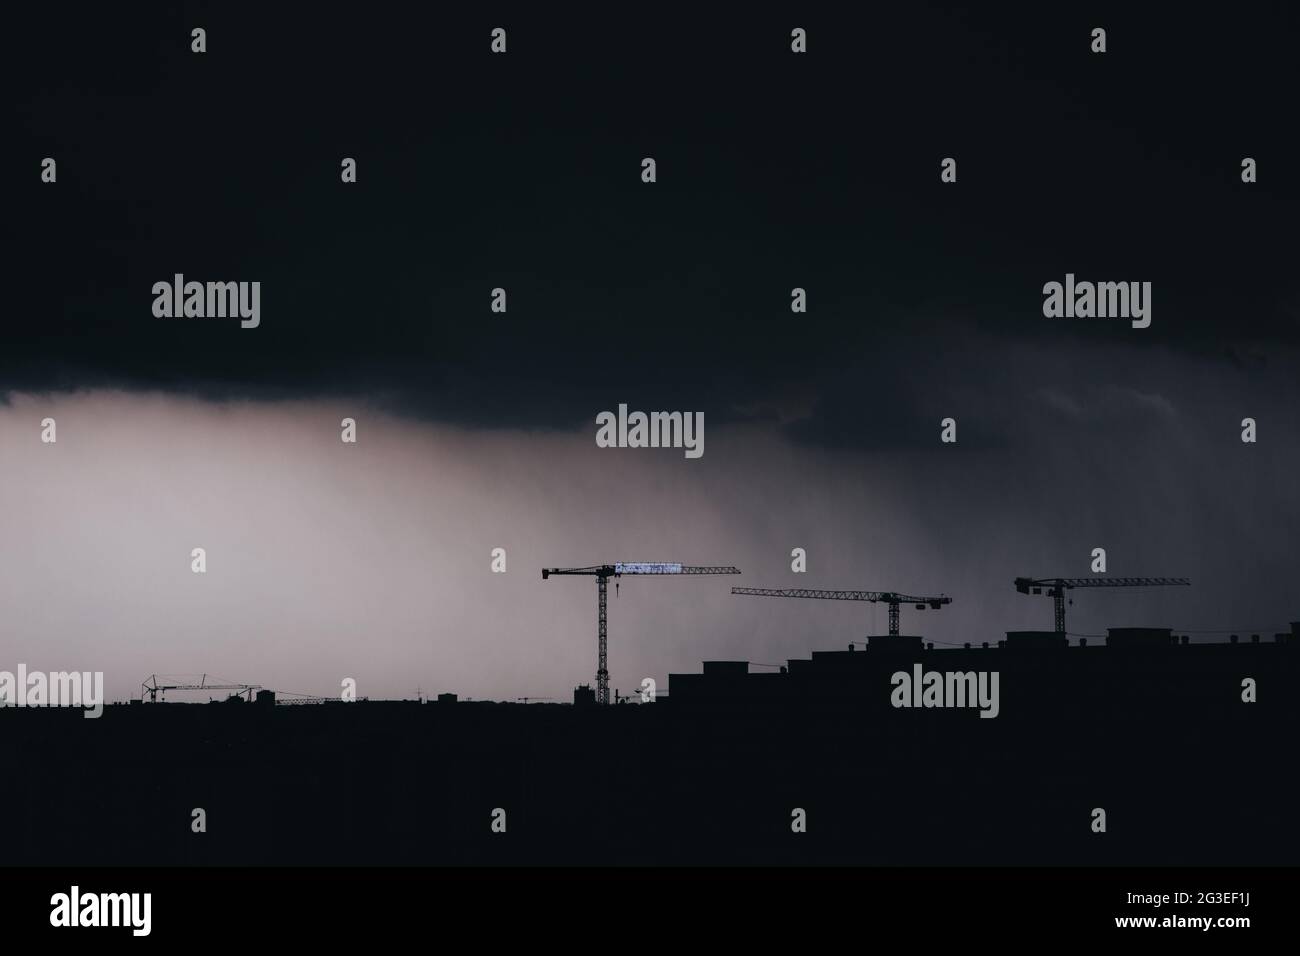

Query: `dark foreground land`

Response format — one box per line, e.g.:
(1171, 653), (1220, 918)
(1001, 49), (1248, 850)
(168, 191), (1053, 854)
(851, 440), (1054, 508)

(3, 628), (1297, 866)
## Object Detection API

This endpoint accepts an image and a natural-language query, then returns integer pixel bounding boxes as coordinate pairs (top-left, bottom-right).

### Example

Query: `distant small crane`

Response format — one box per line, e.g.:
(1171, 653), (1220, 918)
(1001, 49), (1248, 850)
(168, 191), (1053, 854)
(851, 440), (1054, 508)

(1014, 576), (1191, 634)
(731, 587), (951, 636)
(140, 674), (259, 703)
(543, 562), (741, 705)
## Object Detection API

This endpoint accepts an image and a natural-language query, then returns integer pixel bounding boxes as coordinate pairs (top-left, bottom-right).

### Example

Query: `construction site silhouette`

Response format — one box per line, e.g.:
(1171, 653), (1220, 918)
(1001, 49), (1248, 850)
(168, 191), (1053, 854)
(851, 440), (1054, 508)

(4, 622), (1296, 866)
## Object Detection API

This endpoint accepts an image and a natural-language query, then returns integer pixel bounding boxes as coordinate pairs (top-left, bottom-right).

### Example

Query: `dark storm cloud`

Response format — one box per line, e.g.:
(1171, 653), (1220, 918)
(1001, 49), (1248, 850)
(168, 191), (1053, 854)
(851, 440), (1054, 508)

(10, 3), (1300, 440)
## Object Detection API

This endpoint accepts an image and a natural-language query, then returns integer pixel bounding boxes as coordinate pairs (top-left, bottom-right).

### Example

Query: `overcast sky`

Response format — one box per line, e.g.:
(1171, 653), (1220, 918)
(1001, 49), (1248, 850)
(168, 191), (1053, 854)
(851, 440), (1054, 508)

(7, 5), (1298, 702)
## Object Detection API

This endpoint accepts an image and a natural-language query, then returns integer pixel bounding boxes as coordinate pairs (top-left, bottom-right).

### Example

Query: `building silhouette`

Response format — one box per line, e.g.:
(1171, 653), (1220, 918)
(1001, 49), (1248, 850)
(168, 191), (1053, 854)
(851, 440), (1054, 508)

(2, 623), (1295, 865)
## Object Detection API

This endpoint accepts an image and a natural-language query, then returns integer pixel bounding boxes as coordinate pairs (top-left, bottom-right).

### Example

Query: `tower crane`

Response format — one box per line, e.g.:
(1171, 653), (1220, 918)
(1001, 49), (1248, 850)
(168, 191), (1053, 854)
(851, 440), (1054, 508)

(543, 562), (741, 705)
(1013, 576), (1190, 635)
(731, 587), (951, 636)
(140, 674), (260, 703)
